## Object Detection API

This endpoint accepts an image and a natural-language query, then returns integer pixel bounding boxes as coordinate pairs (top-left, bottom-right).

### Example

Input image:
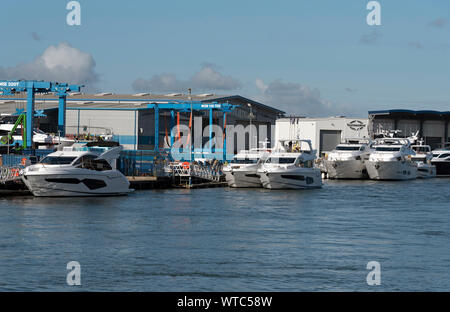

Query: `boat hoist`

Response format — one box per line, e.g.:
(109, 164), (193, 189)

(0, 80), (83, 148)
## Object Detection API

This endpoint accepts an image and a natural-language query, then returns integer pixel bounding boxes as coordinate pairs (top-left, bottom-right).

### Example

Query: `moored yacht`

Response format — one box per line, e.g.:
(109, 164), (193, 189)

(323, 138), (373, 179)
(257, 139), (322, 189)
(431, 143), (450, 177)
(22, 144), (132, 196)
(411, 142), (436, 178)
(365, 138), (417, 180)
(223, 148), (271, 188)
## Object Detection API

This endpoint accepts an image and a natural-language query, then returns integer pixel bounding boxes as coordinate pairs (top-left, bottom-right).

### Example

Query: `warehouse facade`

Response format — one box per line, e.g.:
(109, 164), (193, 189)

(275, 117), (369, 156)
(0, 93), (284, 153)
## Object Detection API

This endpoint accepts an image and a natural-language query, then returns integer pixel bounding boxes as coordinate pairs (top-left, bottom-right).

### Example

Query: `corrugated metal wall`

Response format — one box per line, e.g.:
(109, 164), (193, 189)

(66, 109), (137, 149)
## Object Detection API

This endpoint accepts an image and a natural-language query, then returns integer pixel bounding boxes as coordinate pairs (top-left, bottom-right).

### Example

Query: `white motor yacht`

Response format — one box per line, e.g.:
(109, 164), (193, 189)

(257, 139), (322, 189)
(323, 138), (373, 179)
(431, 143), (450, 177)
(365, 138), (417, 180)
(411, 143), (436, 178)
(22, 145), (132, 196)
(0, 123), (75, 149)
(223, 148), (271, 188)
(0, 124), (52, 146)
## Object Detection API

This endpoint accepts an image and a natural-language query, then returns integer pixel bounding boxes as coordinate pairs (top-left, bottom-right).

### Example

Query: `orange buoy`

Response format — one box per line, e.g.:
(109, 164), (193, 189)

(182, 162), (190, 169)
(21, 158), (27, 166)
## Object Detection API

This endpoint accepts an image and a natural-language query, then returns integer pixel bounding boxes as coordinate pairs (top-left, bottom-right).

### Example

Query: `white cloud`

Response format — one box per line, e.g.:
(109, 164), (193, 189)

(254, 79), (354, 117)
(132, 63), (241, 93)
(132, 74), (182, 93)
(0, 42), (99, 88)
(255, 78), (268, 93)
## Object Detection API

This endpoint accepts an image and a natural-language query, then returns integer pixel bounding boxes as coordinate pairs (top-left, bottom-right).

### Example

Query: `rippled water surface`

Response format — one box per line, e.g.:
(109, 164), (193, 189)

(0, 178), (449, 291)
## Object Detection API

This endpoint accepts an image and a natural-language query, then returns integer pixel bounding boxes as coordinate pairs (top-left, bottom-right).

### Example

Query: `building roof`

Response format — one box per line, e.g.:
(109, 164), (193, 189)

(369, 109), (450, 119)
(277, 116), (367, 122)
(0, 93), (284, 115)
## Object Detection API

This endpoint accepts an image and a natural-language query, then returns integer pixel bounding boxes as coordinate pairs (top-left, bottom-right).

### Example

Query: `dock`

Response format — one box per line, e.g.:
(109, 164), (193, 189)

(127, 176), (172, 190)
(0, 180), (31, 196)
(127, 175), (228, 189)
(177, 181), (228, 189)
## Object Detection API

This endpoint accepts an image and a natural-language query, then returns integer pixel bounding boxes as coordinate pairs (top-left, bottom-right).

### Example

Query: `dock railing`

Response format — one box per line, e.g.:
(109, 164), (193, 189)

(0, 166), (24, 182)
(167, 162), (223, 182)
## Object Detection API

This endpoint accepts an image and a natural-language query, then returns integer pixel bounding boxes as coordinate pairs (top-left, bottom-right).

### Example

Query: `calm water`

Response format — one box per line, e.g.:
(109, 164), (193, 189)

(0, 178), (449, 291)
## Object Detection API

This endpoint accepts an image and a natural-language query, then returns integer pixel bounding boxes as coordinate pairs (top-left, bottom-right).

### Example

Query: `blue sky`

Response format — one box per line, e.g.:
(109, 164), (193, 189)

(0, 0), (449, 117)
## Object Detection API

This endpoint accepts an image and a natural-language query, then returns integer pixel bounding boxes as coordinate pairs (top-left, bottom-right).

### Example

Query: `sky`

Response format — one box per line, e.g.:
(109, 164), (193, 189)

(0, 0), (449, 117)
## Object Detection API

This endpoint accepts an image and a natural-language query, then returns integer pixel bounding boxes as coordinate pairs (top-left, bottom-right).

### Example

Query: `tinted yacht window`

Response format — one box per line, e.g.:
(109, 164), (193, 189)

(231, 158), (258, 164)
(75, 155), (112, 171)
(40, 156), (77, 165)
(375, 147), (401, 152)
(266, 157), (296, 164)
(90, 159), (112, 171)
(335, 146), (361, 151)
(73, 155), (98, 167)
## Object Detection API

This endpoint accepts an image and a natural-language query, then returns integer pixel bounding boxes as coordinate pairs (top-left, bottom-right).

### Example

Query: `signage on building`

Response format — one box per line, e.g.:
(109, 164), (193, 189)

(347, 120), (366, 131)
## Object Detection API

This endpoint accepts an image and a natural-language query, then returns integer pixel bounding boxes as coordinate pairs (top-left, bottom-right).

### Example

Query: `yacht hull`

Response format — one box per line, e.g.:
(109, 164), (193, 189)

(224, 170), (262, 188)
(366, 160), (417, 180)
(323, 159), (368, 179)
(258, 168), (322, 189)
(431, 161), (450, 176)
(417, 163), (436, 179)
(22, 172), (131, 197)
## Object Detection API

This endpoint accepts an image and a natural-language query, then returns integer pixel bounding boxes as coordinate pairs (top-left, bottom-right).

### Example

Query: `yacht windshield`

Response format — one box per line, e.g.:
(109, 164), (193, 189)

(413, 147), (430, 153)
(40, 156), (77, 165)
(231, 158), (258, 164)
(375, 147), (401, 152)
(335, 146), (361, 151)
(266, 157), (297, 164)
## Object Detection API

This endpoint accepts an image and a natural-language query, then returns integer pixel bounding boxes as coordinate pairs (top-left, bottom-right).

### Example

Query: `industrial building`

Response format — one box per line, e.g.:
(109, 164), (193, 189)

(0, 92), (284, 156)
(275, 117), (369, 156)
(369, 109), (450, 149)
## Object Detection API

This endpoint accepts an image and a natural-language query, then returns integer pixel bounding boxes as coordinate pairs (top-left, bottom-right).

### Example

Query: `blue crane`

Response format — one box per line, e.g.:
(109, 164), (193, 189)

(0, 80), (83, 147)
